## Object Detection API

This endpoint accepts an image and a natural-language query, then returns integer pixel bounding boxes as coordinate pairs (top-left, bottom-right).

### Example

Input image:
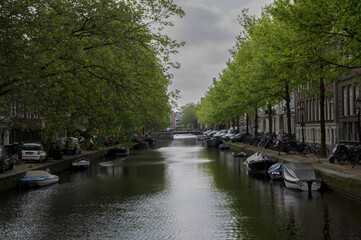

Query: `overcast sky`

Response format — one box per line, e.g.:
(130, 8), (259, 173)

(165, 0), (274, 110)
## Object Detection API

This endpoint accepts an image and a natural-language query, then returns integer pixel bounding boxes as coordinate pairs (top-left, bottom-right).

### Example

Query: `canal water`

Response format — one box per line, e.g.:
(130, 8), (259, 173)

(1, 135), (361, 240)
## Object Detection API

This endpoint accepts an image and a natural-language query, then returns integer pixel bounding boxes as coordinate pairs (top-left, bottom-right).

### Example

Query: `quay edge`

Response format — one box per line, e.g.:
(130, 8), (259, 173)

(228, 142), (361, 201)
(0, 150), (106, 192)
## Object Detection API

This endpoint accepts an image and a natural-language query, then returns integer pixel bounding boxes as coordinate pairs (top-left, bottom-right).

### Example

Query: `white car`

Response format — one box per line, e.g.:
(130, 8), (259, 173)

(22, 143), (47, 163)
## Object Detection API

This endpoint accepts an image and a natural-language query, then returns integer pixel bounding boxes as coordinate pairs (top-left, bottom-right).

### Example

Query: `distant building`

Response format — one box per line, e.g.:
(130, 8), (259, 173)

(171, 112), (183, 129)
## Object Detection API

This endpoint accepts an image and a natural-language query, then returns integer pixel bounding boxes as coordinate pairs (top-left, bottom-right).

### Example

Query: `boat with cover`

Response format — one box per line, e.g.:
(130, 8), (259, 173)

(72, 158), (90, 169)
(243, 152), (276, 175)
(283, 162), (321, 191)
(202, 138), (223, 147)
(20, 170), (59, 187)
(268, 163), (284, 180)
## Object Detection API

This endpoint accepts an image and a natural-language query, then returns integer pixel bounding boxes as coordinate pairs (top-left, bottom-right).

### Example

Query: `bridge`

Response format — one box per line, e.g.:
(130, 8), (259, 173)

(173, 130), (202, 135)
(151, 130), (203, 140)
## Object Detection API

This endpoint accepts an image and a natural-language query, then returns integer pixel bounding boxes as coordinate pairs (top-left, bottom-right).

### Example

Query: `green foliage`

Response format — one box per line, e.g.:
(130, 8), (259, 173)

(180, 103), (199, 129)
(0, 0), (184, 144)
(199, 0), (361, 155)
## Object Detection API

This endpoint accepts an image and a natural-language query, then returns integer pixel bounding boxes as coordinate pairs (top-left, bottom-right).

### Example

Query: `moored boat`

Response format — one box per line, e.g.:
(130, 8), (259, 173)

(72, 158), (90, 169)
(107, 146), (130, 156)
(244, 152), (276, 175)
(218, 143), (229, 150)
(202, 138), (223, 147)
(232, 152), (247, 158)
(20, 170), (59, 187)
(268, 163), (284, 180)
(283, 162), (321, 191)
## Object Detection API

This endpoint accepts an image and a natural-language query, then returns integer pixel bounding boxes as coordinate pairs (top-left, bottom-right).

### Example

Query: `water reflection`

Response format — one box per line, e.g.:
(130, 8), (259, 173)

(1, 136), (361, 239)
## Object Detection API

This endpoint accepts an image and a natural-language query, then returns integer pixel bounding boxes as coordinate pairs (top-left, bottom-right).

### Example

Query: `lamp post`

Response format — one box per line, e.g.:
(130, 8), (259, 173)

(355, 98), (361, 144)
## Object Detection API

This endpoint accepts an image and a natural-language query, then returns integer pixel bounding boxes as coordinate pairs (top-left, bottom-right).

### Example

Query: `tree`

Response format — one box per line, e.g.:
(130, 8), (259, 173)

(0, 0), (184, 145)
(270, 0), (356, 157)
(180, 103), (199, 129)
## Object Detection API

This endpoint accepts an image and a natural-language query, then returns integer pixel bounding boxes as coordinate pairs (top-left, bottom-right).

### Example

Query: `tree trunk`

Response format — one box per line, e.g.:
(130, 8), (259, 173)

(254, 107), (258, 137)
(268, 104), (273, 135)
(285, 83), (293, 140)
(246, 114), (249, 135)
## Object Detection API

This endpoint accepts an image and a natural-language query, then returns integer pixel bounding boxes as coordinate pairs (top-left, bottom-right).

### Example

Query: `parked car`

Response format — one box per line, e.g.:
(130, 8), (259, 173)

(222, 128), (237, 141)
(61, 137), (81, 154)
(22, 143), (47, 163)
(48, 141), (63, 160)
(0, 148), (15, 173)
(214, 129), (228, 139)
(208, 131), (218, 137)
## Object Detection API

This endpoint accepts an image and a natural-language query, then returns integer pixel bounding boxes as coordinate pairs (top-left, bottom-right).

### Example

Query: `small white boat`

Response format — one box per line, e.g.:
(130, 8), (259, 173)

(283, 162), (321, 191)
(72, 158), (90, 169)
(20, 170), (59, 187)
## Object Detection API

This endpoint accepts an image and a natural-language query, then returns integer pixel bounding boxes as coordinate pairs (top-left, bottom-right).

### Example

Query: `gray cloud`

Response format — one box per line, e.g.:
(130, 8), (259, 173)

(166, 0), (274, 109)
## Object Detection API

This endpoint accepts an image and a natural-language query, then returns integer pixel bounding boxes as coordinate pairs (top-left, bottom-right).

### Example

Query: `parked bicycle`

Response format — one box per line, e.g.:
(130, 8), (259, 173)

(303, 143), (330, 158)
(329, 144), (361, 168)
(274, 138), (306, 155)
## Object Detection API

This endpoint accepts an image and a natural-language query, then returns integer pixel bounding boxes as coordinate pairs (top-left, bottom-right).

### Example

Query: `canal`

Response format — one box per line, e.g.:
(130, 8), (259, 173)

(1, 135), (361, 239)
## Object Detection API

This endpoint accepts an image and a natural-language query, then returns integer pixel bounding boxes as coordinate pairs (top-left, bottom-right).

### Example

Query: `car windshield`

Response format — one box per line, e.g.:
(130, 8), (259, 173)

(229, 129), (237, 134)
(23, 144), (38, 150)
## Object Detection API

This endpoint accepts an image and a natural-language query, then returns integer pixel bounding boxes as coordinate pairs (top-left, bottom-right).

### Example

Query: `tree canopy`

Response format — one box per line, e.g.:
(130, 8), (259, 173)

(197, 0), (361, 157)
(0, 0), (184, 143)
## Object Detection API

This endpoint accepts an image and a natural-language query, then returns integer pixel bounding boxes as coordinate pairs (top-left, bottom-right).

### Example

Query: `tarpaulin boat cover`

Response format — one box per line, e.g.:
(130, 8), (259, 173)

(245, 152), (270, 163)
(23, 170), (54, 178)
(284, 162), (316, 181)
(268, 163), (284, 174)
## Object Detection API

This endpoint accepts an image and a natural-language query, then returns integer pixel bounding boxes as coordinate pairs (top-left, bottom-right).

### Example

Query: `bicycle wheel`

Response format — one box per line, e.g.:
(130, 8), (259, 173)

(302, 146), (311, 157)
(337, 150), (348, 165)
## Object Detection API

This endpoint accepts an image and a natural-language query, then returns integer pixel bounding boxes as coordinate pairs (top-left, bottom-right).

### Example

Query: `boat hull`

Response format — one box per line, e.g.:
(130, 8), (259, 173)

(202, 138), (223, 147)
(284, 178), (321, 191)
(283, 162), (321, 191)
(246, 161), (276, 175)
(268, 163), (284, 180)
(72, 159), (90, 169)
(20, 176), (59, 187)
(269, 172), (283, 180)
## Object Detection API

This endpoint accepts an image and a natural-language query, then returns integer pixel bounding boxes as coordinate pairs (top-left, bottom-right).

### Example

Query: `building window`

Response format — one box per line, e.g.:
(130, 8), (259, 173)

(330, 99), (334, 120)
(349, 122), (353, 141)
(350, 85), (355, 115)
(343, 86), (348, 116)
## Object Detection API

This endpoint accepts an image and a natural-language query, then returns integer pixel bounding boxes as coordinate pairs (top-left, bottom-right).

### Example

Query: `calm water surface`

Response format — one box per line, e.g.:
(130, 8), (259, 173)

(1, 135), (361, 240)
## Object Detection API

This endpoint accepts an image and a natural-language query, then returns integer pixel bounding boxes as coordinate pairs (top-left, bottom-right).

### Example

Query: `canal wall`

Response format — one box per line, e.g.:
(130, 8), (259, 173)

(228, 142), (361, 201)
(0, 150), (106, 192)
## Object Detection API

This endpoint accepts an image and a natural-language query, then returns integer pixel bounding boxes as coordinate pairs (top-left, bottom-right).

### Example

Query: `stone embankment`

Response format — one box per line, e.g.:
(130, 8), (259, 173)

(0, 150), (105, 192)
(228, 142), (361, 200)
